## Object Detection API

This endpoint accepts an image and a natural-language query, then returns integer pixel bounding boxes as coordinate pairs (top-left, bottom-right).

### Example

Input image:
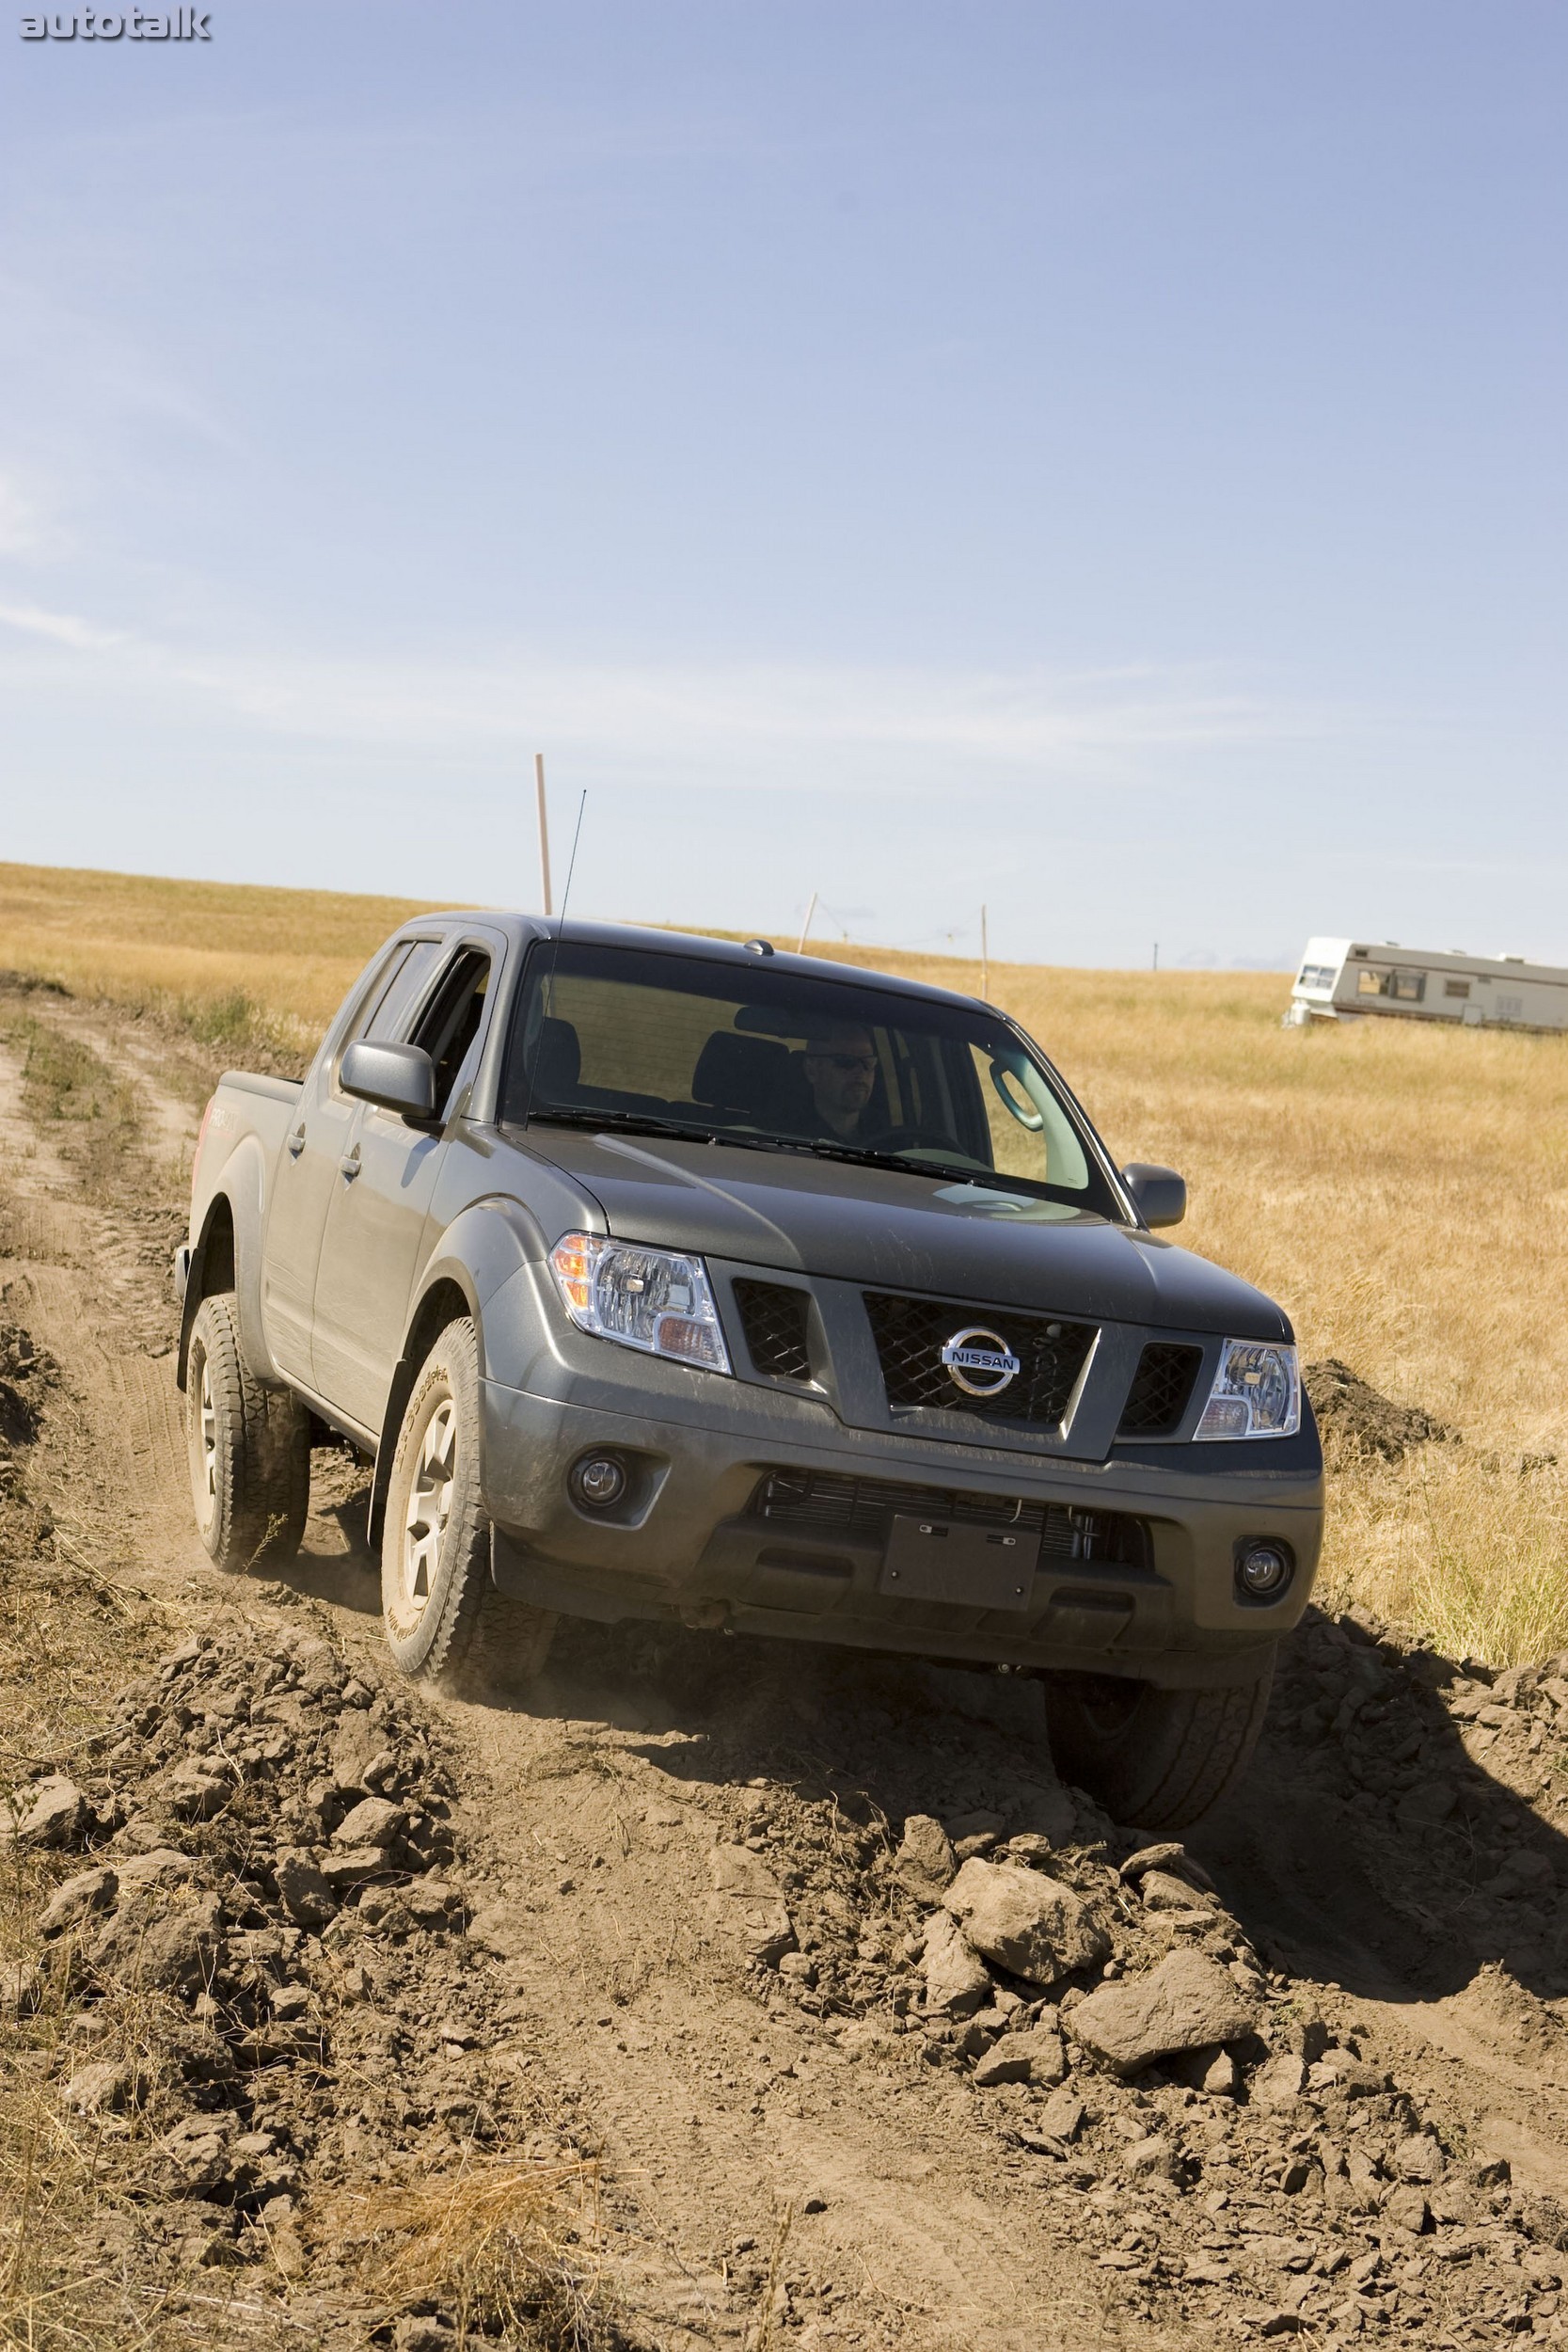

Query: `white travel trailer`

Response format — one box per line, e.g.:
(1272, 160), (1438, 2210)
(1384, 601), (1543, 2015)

(1286, 939), (1568, 1033)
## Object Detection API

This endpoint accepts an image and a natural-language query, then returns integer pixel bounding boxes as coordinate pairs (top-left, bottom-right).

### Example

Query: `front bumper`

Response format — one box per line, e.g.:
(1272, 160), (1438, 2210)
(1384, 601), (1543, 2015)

(481, 1367), (1323, 1691)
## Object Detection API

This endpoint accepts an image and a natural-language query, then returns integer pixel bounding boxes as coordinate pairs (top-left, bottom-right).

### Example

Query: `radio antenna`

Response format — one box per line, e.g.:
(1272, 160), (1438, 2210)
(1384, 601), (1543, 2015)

(556, 789), (587, 935)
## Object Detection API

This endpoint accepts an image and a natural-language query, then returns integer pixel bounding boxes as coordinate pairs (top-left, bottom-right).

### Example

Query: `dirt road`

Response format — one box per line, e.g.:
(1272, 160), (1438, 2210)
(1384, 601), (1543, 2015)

(8, 981), (1568, 2349)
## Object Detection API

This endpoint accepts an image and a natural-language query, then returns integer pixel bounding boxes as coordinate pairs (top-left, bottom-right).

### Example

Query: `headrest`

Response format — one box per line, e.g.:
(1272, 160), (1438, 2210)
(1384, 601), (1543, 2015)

(534, 1016), (580, 1095)
(691, 1030), (786, 1113)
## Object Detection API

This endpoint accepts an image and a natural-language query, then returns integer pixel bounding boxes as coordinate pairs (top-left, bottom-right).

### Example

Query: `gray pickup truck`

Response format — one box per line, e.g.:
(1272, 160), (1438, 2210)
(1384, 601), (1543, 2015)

(176, 914), (1322, 1827)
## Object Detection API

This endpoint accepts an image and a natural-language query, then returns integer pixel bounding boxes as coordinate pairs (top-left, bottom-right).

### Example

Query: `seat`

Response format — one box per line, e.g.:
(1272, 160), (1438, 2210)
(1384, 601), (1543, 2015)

(691, 1032), (787, 1119)
(533, 1016), (581, 1097)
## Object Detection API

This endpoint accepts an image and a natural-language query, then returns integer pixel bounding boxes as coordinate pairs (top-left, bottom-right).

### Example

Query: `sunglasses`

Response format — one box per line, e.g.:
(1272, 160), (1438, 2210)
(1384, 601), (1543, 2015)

(814, 1052), (877, 1073)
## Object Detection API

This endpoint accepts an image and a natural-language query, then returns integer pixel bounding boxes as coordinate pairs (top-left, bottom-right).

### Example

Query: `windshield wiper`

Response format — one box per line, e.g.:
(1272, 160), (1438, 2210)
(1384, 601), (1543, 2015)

(525, 1107), (1046, 1197)
(527, 1106), (733, 1146)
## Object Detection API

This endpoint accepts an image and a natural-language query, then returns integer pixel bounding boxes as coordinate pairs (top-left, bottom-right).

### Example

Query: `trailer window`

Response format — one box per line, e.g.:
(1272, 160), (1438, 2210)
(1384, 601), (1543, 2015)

(1356, 967), (1426, 1003)
(1444, 979), (1471, 999)
(1297, 963), (1337, 991)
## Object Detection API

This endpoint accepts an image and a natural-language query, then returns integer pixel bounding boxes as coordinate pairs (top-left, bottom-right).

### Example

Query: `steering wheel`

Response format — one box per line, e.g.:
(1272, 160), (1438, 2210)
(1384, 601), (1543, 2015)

(867, 1124), (961, 1157)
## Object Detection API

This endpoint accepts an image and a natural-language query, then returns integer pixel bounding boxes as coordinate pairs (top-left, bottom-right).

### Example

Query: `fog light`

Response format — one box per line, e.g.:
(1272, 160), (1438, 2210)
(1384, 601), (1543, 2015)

(1236, 1540), (1293, 1600)
(570, 1453), (627, 1512)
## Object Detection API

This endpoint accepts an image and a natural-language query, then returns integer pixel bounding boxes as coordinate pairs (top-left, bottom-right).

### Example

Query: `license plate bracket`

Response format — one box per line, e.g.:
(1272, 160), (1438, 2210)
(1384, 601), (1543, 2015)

(877, 1515), (1039, 1612)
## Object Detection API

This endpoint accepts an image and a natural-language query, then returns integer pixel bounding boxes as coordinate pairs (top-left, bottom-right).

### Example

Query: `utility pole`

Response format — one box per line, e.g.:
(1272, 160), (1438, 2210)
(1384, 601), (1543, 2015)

(1152, 942), (1159, 972)
(534, 753), (553, 920)
(798, 891), (817, 956)
(980, 906), (990, 1001)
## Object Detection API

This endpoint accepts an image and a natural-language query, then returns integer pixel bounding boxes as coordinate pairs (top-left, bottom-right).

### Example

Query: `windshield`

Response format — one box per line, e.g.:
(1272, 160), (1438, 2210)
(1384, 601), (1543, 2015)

(500, 942), (1121, 1216)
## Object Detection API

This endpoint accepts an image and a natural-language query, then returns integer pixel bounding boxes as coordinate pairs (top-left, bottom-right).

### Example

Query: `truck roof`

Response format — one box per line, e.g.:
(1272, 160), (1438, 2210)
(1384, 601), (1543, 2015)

(398, 912), (992, 1016)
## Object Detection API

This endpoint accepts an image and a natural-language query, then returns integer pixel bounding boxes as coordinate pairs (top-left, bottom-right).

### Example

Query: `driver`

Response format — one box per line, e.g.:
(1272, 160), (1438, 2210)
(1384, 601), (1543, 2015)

(800, 1022), (879, 1141)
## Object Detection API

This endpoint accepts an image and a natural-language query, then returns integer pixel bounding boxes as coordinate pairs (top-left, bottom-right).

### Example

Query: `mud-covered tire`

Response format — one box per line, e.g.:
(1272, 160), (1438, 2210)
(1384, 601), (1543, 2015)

(185, 1292), (310, 1573)
(379, 1316), (557, 1691)
(1043, 1653), (1275, 1831)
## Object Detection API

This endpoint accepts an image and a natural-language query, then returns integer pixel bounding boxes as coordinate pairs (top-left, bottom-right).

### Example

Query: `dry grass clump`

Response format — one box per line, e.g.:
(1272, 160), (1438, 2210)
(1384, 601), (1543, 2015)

(316, 2157), (615, 2348)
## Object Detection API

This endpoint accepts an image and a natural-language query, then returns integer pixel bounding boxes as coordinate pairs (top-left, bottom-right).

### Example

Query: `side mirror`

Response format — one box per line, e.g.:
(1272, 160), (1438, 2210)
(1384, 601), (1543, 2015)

(1122, 1162), (1186, 1229)
(340, 1040), (436, 1121)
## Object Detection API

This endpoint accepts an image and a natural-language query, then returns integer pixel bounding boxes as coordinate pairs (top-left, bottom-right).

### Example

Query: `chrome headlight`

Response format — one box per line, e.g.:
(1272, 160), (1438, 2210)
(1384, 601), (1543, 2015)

(547, 1233), (731, 1375)
(1195, 1338), (1301, 1440)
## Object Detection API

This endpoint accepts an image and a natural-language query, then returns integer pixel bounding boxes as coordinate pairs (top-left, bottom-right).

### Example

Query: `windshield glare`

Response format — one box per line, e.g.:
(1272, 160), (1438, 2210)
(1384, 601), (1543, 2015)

(501, 943), (1119, 1215)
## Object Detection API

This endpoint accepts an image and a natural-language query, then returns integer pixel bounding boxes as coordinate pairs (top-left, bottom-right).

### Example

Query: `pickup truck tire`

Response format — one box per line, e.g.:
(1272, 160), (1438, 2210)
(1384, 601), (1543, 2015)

(380, 1316), (557, 1691)
(185, 1292), (311, 1572)
(1043, 1654), (1275, 1831)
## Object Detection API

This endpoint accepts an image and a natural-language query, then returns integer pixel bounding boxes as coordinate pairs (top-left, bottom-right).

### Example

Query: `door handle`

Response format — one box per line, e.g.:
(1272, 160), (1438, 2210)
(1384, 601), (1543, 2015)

(286, 1125), (306, 1159)
(339, 1146), (361, 1181)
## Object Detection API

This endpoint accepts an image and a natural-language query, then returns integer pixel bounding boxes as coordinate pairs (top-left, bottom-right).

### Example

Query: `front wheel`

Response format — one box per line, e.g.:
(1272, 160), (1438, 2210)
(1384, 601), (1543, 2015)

(1043, 1654), (1275, 1831)
(185, 1292), (310, 1572)
(380, 1316), (557, 1692)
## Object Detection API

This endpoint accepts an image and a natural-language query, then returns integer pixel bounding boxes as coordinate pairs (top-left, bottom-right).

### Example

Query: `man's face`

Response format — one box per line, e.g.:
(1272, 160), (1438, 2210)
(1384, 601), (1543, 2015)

(803, 1026), (877, 1129)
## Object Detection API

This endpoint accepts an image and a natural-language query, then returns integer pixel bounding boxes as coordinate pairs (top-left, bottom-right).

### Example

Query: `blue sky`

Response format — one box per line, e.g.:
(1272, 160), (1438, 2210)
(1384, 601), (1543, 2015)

(2, 2), (1563, 966)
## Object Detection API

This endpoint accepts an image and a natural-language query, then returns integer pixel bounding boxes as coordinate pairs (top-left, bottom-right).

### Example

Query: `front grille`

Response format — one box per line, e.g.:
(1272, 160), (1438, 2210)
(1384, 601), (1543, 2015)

(863, 1290), (1096, 1425)
(1118, 1342), (1204, 1437)
(749, 1469), (1148, 1569)
(733, 1279), (813, 1382)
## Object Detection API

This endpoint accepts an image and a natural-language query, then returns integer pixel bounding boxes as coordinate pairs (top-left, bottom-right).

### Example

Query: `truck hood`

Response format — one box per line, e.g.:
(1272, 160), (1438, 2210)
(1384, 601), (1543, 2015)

(522, 1126), (1291, 1341)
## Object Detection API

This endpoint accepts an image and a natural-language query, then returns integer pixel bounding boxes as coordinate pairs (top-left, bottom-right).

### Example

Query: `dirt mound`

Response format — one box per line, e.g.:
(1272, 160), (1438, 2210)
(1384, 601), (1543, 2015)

(1305, 1358), (1460, 1461)
(7, 1618), (619, 2344)
(555, 1624), (1568, 2342)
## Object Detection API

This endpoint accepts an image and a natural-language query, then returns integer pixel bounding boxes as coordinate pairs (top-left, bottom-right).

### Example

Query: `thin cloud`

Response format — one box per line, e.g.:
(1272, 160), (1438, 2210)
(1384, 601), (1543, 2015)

(0, 601), (127, 651)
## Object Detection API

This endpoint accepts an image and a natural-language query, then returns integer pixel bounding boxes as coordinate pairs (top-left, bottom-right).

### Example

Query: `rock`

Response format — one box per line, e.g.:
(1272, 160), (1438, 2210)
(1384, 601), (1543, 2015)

(88, 1891), (225, 1996)
(1, 1961), (42, 2016)
(160, 2113), (236, 2194)
(972, 2042), (1032, 2087)
(778, 1952), (817, 1987)
(1066, 1951), (1255, 2076)
(64, 2058), (141, 2116)
(1037, 2084), (1085, 2142)
(329, 1714), (383, 1785)
(946, 1809), (1006, 1843)
(1123, 2134), (1176, 2179)
(1393, 2134), (1446, 2185)
(1007, 2025), (1068, 2087)
(404, 1880), (462, 1929)
(1311, 2050), (1386, 2099)
(1395, 1782), (1457, 1831)
(275, 1851), (337, 1930)
(333, 1796), (405, 1850)
(1003, 1833), (1059, 1866)
(1118, 1841), (1215, 1892)
(942, 1857), (1108, 1987)
(321, 1848), (392, 1891)
(157, 1761), (234, 1822)
(1177, 2046), (1240, 2099)
(114, 1848), (198, 1893)
(922, 1911), (992, 2016)
(40, 1865), (119, 1935)
(1251, 2052), (1308, 2110)
(705, 1844), (795, 1963)
(393, 2321), (454, 2352)
(1140, 1869), (1212, 1914)
(1384, 2183), (1430, 2234)
(11, 1775), (91, 1850)
(894, 1815), (957, 1903)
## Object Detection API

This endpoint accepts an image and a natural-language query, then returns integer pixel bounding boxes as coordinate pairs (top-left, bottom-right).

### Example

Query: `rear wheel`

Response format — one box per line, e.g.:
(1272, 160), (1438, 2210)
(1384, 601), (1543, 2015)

(1043, 1654), (1275, 1831)
(380, 1316), (557, 1691)
(185, 1292), (310, 1572)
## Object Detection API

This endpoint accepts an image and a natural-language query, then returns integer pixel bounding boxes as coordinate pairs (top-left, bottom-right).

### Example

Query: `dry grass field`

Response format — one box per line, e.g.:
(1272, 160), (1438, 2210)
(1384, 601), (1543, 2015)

(5, 858), (1566, 1666)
